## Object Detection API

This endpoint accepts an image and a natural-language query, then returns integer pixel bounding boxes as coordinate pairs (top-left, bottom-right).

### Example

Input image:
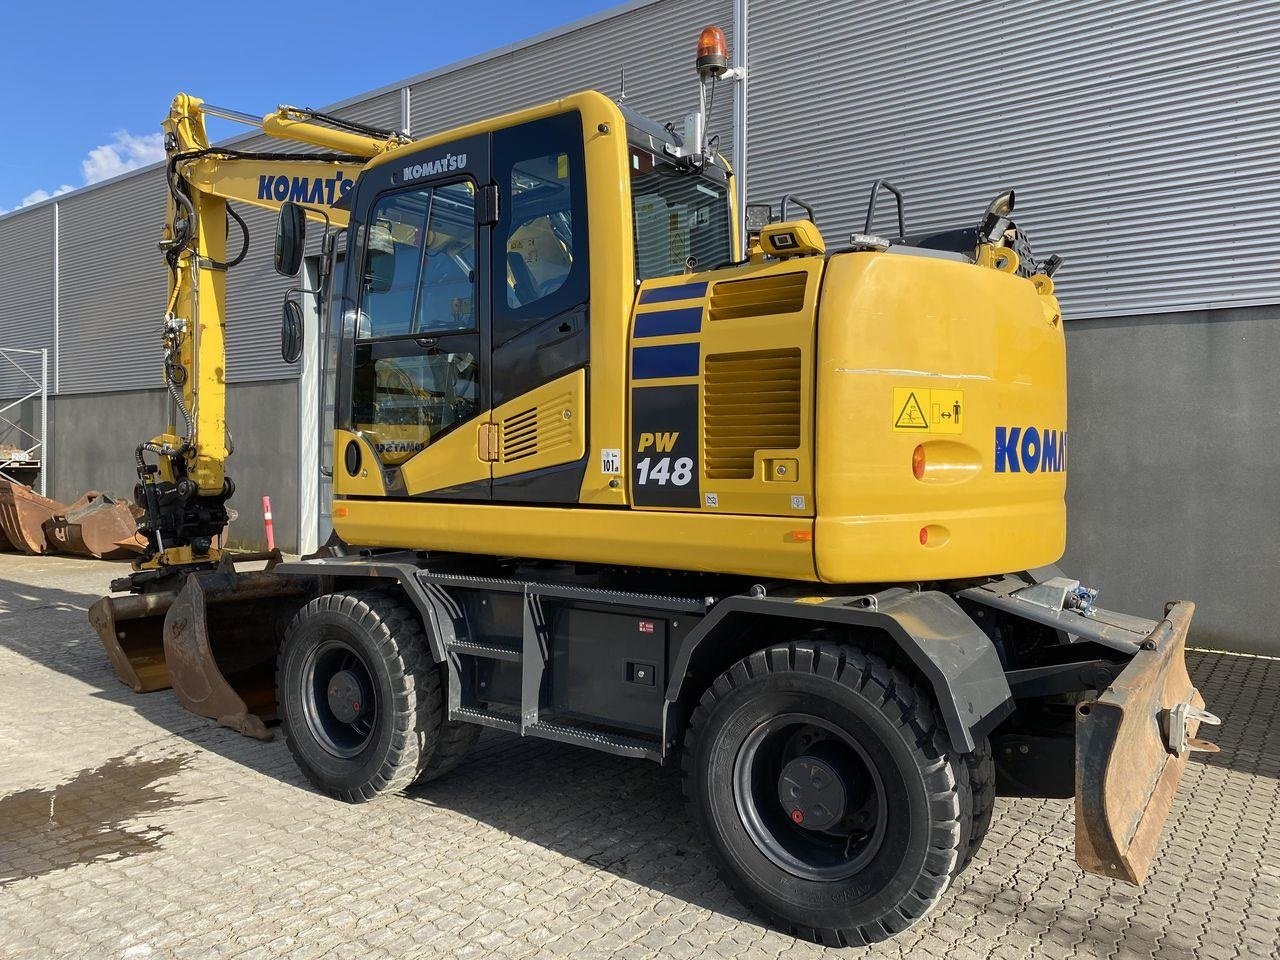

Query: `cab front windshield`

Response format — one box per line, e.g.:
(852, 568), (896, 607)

(630, 146), (732, 280)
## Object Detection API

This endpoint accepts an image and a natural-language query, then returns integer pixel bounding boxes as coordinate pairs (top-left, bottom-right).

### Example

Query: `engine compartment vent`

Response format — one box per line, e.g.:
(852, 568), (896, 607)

(499, 384), (577, 465)
(501, 408), (539, 462)
(709, 272), (808, 322)
(704, 348), (802, 479)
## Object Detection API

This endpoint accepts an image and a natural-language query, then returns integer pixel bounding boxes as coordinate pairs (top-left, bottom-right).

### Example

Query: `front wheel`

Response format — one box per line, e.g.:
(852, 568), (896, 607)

(683, 640), (968, 947)
(277, 590), (442, 802)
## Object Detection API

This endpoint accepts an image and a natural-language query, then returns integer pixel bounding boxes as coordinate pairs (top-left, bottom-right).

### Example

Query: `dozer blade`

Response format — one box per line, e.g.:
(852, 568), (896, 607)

(1076, 601), (1217, 884)
(44, 494), (147, 560)
(0, 480), (69, 555)
(161, 568), (311, 741)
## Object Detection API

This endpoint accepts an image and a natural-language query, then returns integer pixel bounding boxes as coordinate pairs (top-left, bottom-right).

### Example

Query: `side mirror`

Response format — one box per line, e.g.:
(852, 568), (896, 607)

(274, 202), (306, 277)
(280, 299), (304, 364)
(364, 223), (396, 293)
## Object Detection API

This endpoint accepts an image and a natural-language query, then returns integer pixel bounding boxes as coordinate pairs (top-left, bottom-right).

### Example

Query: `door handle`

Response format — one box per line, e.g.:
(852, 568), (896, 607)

(539, 318), (582, 350)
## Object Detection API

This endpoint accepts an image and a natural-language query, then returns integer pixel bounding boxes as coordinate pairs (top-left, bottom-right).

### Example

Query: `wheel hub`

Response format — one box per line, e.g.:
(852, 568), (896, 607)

(326, 669), (369, 724)
(778, 754), (848, 831)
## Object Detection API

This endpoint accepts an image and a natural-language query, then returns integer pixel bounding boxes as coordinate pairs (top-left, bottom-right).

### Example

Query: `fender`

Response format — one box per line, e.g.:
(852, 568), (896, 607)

(275, 552), (455, 663)
(663, 587), (1014, 753)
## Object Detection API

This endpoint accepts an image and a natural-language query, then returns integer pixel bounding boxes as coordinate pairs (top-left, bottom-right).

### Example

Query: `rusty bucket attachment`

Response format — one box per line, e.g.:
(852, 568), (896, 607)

(44, 493), (147, 560)
(89, 589), (176, 693)
(1076, 600), (1218, 884)
(0, 481), (72, 555)
(89, 553), (312, 740)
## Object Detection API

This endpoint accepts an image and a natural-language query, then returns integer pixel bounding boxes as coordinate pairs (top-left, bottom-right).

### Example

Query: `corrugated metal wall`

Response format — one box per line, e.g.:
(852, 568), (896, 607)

(0, 205), (54, 398)
(409, 0), (734, 156)
(745, 0), (1280, 318)
(199, 88), (406, 383)
(58, 170), (168, 393)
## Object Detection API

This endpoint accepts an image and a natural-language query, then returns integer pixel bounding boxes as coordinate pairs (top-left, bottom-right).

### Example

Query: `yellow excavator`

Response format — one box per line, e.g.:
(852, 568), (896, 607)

(90, 26), (1217, 946)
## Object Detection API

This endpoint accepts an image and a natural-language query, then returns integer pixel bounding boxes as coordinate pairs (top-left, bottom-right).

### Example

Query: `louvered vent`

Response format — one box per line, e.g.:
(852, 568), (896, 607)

(501, 408), (539, 462)
(704, 349), (802, 479)
(499, 386), (576, 464)
(708, 272), (807, 322)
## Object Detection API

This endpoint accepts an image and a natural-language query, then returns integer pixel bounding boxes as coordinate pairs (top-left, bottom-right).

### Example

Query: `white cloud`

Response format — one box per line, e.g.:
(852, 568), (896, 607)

(17, 184), (75, 207)
(81, 131), (165, 184)
(2, 130), (164, 213)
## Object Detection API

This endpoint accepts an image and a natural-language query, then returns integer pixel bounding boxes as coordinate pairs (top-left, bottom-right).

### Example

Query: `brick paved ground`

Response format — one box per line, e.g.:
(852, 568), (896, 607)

(0, 552), (1276, 959)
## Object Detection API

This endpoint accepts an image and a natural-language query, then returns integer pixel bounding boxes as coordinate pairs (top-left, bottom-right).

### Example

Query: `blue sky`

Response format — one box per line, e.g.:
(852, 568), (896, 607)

(0, 0), (620, 213)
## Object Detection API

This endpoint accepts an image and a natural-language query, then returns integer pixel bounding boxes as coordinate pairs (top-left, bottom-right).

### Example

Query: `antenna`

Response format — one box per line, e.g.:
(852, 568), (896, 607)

(619, 66), (627, 103)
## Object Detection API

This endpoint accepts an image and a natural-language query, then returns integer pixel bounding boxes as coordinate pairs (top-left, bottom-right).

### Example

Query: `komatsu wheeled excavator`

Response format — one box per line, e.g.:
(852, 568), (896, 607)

(90, 26), (1217, 946)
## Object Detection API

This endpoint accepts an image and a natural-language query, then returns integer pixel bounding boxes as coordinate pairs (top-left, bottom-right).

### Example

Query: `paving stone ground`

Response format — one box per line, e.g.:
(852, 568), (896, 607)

(0, 552), (1277, 959)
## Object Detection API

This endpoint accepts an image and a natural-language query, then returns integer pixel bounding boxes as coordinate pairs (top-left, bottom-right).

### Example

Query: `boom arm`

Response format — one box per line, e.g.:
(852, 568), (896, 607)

(135, 94), (403, 570)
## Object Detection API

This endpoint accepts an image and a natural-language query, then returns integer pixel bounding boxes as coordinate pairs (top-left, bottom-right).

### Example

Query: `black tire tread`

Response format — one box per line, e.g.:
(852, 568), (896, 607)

(279, 588), (441, 803)
(415, 719), (482, 784)
(956, 736), (996, 874)
(682, 638), (965, 948)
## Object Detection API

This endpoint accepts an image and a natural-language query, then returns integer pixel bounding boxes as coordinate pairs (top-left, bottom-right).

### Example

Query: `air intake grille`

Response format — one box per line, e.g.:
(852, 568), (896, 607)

(704, 349), (803, 479)
(709, 272), (808, 322)
(499, 385), (576, 464)
(501, 408), (539, 462)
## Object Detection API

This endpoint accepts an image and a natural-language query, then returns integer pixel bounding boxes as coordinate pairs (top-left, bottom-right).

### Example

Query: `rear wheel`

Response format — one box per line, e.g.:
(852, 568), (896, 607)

(683, 639), (967, 947)
(278, 590), (441, 802)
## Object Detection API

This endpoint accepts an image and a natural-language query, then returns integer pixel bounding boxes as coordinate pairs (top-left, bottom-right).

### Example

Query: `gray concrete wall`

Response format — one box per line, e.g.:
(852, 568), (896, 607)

(1062, 304), (1279, 655)
(43, 380), (301, 553)
(223, 380), (301, 552)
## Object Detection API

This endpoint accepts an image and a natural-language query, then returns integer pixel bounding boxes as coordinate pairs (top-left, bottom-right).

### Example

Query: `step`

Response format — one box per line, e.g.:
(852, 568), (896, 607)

(447, 637), (522, 662)
(452, 705), (520, 733)
(526, 719), (663, 761)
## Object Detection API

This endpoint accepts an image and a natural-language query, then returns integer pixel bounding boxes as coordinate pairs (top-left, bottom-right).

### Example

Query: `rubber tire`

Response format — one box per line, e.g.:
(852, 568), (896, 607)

(683, 640), (967, 948)
(414, 717), (482, 784)
(955, 737), (995, 876)
(278, 590), (440, 802)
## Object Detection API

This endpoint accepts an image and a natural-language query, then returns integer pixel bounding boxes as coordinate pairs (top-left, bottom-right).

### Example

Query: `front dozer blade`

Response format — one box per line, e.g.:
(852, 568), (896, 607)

(1076, 601), (1217, 884)
(89, 556), (312, 740)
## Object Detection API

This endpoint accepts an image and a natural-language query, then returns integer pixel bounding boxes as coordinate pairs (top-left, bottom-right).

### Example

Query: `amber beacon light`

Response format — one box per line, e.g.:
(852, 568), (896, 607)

(696, 25), (730, 79)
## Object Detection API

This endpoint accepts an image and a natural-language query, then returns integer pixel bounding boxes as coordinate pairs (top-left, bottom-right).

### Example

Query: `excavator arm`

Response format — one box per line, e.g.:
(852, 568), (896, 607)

(90, 94), (407, 738)
(136, 94), (405, 572)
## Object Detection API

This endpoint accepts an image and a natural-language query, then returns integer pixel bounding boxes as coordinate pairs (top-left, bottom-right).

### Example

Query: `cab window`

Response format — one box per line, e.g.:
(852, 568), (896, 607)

(352, 180), (479, 464)
(357, 181), (477, 338)
(492, 111), (589, 347)
(630, 147), (732, 279)
(506, 153), (574, 309)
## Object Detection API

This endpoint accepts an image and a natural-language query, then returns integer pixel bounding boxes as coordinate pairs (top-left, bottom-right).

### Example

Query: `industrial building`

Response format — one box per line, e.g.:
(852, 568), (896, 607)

(1, 0), (1275, 653)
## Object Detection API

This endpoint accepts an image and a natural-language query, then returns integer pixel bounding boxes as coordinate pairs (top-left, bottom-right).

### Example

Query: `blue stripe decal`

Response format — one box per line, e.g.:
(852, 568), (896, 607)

(633, 306), (704, 339)
(632, 343), (701, 380)
(638, 281), (709, 304)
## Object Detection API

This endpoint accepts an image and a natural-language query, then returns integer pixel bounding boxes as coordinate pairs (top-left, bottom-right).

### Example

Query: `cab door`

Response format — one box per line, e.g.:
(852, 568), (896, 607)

(336, 135), (494, 500)
(488, 111), (591, 503)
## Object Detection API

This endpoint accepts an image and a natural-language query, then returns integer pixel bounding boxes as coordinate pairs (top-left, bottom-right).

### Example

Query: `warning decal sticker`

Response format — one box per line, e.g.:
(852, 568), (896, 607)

(892, 387), (965, 434)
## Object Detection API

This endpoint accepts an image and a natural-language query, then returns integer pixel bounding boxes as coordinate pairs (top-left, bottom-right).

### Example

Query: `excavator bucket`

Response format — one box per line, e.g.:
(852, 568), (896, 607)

(0, 480), (69, 555)
(89, 554), (312, 740)
(1075, 600), (1217, 884)
(43, 493), (147, 560)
